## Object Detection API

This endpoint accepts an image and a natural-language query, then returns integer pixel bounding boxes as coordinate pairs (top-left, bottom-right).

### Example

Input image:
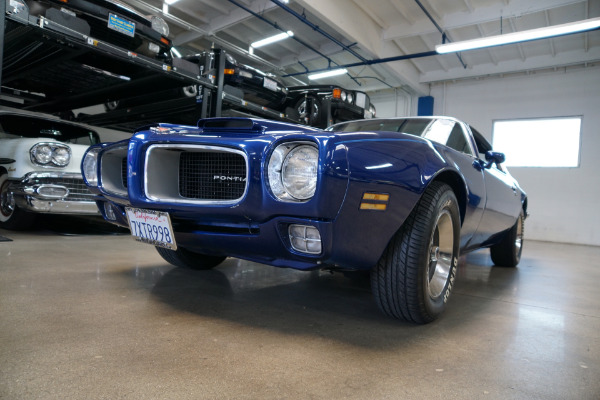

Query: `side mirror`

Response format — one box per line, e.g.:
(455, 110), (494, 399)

(484, 151), (505, 168)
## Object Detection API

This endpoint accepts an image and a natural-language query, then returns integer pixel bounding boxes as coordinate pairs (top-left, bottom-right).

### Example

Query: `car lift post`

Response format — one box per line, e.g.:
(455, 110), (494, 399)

(210, 49), (226, 117)
(1, 0), (5, 86)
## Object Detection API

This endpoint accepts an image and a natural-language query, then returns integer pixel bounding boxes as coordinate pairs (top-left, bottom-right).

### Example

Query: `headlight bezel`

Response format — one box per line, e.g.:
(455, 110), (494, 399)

(81, 146), (101, 186)
(30, 142), (72, 167)
(267, 141), (319, 202)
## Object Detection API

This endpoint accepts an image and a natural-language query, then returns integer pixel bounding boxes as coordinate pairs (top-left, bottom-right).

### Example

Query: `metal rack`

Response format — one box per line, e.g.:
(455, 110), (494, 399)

(1, 2), (294, 130)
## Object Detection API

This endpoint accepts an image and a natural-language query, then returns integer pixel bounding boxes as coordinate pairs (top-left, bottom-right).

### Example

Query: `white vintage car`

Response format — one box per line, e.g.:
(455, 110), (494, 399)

(0, 107), (101, 230)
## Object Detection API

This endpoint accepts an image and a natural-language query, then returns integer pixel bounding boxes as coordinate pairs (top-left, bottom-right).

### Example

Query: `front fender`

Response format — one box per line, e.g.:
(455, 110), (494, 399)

(326, 138), (454, 269)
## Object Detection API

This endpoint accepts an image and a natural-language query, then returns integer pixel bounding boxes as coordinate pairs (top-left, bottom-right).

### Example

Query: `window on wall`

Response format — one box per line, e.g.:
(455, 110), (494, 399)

(492, 117), (582, 167)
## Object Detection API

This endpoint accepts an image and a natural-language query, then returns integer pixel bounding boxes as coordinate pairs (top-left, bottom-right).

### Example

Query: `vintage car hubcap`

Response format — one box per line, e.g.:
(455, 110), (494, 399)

(0, 179), (15, 219)
(515, 216), (523, 257)
(428, 210), (454, 299)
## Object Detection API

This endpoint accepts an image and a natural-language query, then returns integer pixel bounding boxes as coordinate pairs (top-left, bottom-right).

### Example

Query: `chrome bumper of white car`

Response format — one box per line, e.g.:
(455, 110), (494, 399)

(9, 172), (99, 215)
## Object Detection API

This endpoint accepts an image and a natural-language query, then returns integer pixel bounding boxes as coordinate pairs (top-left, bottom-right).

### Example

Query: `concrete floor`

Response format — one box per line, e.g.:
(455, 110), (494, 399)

(1, 218), (599, 400)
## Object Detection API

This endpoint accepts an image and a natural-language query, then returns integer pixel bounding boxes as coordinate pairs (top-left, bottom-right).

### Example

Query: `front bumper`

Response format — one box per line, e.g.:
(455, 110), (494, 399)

(10, 172), (99, 215)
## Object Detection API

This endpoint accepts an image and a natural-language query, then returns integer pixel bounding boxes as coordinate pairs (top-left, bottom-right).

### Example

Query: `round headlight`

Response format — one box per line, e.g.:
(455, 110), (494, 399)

(151, 16), (169, 36)
(340, 91), (347, 101)
(32, 144), (53, 164)
(346, 93), (354, 104)
(52, 146), (71, 167)
(82, 147), (100, 186)
(268, 143), (318, 202)
(281, 145), (318, 200)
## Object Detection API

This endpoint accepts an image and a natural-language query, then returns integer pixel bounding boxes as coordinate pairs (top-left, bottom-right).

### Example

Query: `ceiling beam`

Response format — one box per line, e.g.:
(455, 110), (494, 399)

(295, 0), (428, 94)
(174, 0), (278, 46)
(420, 46), (600, 83)
(384, 0), (586, 41)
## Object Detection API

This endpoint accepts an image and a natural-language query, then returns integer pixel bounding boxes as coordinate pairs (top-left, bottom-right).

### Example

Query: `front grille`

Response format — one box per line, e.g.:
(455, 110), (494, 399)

(33, 177), (94, 201)
(121, 158), (128, 189)
(179, 152), (246, 200)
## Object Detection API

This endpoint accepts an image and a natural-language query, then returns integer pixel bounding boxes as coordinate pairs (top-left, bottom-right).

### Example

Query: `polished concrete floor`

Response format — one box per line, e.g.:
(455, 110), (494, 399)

(1, 218), (599, 400)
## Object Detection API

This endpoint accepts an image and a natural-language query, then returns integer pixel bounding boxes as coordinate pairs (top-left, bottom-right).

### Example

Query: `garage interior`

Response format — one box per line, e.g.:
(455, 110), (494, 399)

(1, 0), (599, 399)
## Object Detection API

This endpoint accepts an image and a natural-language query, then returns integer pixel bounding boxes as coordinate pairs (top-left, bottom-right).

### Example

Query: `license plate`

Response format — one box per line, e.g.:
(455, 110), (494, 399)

(107, 13), (135, 38)
(125, 207), (177, 250)
(355, 92), (366, 108)
(263, 77), (278, 91)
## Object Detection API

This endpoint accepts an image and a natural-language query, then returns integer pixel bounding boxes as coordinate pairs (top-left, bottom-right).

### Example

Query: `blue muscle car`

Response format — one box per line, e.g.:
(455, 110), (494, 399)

(81, 116), (527, 323)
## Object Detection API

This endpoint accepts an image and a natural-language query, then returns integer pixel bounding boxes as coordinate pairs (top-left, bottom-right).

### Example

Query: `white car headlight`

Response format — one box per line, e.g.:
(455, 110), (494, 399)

(151, 16), (169, 36)
(82, 147), (101, 186)
(30, 143), (71, 167)
(346, 92), (354, 104)
(268, 142), (318, 202)
(52, 146), (71, 166)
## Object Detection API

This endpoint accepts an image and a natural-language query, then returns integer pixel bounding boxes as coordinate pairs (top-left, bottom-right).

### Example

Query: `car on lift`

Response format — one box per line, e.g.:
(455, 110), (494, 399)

(13, 0), (172, 60)
(104, 50), (288, 114)
(81, 116), (527, 323)
(0, 107), (101, 230)
(285, 85), (376, 128)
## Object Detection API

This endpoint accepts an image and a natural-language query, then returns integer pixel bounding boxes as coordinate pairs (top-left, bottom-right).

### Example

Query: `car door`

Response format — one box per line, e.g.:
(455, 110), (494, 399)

(422, 119), (487, 249)
(468, 127), (522, 247)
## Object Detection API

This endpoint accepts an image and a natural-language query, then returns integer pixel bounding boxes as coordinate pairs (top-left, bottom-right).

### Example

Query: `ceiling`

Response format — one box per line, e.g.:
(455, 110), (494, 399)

(124, 0), (600, 96)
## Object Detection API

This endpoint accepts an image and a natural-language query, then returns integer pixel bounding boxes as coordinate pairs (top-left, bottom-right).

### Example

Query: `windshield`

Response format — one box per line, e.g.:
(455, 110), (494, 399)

(328, 118), (432, 136)
(0, 115), (100, 145)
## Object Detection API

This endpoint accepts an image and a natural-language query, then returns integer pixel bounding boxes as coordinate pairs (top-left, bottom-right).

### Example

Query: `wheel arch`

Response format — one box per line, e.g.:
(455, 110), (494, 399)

(428, 170), (468, 226)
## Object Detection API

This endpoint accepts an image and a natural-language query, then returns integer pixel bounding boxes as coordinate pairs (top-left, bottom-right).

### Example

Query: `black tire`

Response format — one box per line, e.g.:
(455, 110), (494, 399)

(181, 85), (198, 98)
(490, 211), (524, 267)
(294, 95), (322, 126)
(104, 100), (120, 112)
(155, 246), (226, 270)
(0, 172), (36, 230)
(371, 182), (461, 324)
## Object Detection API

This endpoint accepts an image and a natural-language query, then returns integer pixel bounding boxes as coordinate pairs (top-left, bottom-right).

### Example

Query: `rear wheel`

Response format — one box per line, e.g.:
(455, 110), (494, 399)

(0, 172), (35, 230)
(490, 211), (524, 267)
(155, 246), (226, 270)
(371, 182), (460, 324)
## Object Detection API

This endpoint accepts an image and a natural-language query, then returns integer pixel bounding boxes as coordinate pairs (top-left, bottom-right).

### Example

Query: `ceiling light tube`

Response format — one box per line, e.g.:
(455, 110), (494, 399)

(251, 31), (294, 49)
(308, 68), (348, 80)
(436, 17), (600, 54)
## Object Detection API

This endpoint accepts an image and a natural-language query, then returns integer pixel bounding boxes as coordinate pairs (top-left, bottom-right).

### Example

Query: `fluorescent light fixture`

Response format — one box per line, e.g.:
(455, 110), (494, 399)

(165, 0), (180, 5)
(436, 17), (600, 54)
(308, 68), (348, 80)
(251, 31), (294, 49)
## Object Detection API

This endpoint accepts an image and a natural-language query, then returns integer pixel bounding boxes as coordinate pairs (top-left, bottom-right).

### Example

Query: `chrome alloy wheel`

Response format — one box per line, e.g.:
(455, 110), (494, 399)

(427, 209), (454, 299)
(0, 175), (16, 221)
(515, 214), (524, 259)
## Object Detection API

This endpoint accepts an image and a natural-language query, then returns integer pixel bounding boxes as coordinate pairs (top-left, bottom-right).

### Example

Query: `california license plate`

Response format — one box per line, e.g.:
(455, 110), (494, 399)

(107, 13), (135, 38)
(125, 207), (177, 250)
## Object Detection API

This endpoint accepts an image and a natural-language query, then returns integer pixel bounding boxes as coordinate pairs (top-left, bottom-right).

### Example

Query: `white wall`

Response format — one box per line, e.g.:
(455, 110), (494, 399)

(427, 66), (600, 246)
(369, 88), (415, 117)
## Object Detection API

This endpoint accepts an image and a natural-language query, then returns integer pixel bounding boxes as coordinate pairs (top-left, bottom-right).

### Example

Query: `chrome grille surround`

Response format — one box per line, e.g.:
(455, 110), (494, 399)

(99, 145), (128, 197)
(144, 144), (248, 205)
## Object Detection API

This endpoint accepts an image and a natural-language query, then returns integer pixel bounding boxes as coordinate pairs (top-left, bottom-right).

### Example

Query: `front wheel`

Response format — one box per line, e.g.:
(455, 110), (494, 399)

(490, 211), (524, 267)
(294, 95), (321, 126)
(155, 246), (226, 270)
(371, 182), (461, 324)
(0, 172), (35, 230)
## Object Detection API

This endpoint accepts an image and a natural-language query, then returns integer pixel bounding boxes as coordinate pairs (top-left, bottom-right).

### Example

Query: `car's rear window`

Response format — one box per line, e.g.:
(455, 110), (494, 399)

(0, 115), (100, 145)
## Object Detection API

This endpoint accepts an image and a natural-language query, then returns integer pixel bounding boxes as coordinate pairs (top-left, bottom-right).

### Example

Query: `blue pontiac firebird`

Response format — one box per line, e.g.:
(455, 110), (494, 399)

(82, 116), (527, 323)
